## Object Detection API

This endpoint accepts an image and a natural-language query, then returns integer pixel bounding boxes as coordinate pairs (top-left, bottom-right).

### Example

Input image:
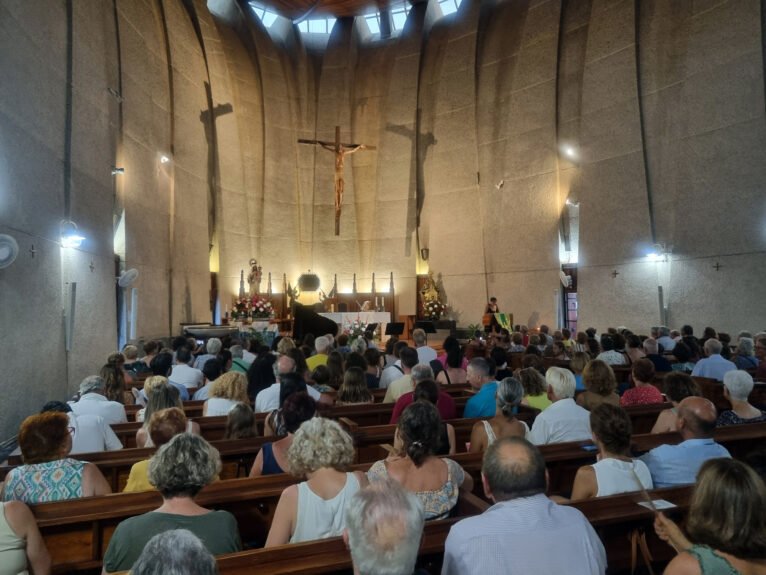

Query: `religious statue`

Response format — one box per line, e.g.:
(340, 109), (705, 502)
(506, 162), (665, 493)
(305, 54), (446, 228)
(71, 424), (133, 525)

(420, 271), (440, 303)
(299, 126), (375, 235)
(247, 258), (262, 296)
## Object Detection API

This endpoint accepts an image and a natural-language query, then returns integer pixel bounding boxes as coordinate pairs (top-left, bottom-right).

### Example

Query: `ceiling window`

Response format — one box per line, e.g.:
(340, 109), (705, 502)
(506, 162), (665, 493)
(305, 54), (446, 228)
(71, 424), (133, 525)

(364, 13), (381, 35)
(296, 16), (337, 35)
(249, 2), (279, 28)
(439, 0), (462, 16)
(390, 4), (410, 31)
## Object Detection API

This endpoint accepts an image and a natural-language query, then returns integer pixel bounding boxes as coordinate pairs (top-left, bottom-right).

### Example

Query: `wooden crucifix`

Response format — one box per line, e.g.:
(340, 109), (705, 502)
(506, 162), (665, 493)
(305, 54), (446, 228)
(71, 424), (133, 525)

(299, 126), (375, 235)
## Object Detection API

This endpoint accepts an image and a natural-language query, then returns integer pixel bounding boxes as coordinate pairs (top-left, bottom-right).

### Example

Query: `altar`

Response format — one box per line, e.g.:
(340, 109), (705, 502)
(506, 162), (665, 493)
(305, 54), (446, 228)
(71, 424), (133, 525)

(319, 312), (391, 339)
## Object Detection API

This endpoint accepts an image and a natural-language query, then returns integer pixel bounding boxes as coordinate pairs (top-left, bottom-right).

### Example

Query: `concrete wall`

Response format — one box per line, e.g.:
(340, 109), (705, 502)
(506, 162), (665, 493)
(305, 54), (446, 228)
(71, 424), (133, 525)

(0, 0), (764, 437)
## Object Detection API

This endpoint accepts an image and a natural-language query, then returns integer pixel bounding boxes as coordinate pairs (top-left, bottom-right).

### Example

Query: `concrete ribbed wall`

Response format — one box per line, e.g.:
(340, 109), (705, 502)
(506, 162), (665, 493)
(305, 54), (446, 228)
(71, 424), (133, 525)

(0, 0), (764, 438)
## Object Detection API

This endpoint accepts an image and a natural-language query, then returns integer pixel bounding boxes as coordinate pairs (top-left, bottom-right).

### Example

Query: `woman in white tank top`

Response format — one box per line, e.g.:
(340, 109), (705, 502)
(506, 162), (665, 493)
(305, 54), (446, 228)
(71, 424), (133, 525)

(469, 378), (529, 453)
(568, 404), (652, 500)
(265, 418), (368, 546)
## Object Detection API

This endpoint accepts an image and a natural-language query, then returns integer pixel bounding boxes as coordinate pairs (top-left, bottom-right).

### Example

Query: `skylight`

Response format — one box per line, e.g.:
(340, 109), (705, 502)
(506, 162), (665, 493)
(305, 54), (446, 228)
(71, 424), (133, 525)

(439, 0), (462, 16)
(249, 2), (279, 28)
(390, 4), (410, 31)
(297, 16), (337, 35)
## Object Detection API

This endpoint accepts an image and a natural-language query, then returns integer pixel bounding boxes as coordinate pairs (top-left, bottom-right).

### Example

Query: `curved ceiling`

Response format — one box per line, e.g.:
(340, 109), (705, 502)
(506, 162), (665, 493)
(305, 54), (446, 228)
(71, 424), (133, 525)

(257, 0), (410, 20)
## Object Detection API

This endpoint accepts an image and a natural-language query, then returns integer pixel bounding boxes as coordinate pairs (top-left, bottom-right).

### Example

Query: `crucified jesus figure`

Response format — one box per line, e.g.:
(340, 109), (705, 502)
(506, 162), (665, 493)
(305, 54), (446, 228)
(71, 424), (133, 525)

(299, 126), (375, 235)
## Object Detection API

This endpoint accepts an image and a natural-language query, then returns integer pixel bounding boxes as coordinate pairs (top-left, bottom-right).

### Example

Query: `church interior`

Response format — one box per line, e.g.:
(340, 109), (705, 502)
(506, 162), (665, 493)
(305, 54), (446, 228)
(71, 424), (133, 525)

(0, 0), (765, 571)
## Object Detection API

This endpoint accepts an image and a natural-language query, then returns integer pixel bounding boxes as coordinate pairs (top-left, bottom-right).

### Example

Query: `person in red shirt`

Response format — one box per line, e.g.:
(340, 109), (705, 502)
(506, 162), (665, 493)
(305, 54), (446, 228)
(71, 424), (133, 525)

(621, 359), (664, 407)
(390, 379), (456, 424)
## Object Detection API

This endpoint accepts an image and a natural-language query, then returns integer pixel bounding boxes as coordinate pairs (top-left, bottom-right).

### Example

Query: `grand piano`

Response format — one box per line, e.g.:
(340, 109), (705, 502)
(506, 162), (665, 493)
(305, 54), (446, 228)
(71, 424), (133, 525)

(292, 303), (339, 342)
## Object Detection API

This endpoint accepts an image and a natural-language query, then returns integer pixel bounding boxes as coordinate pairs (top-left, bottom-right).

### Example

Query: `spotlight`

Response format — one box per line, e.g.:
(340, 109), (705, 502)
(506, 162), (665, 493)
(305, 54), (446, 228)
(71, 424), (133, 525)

(111, 167), (125, 175)
(565, 198), (579, 207)
(60, 220), (85, 249)
(160, 155), (171, 164)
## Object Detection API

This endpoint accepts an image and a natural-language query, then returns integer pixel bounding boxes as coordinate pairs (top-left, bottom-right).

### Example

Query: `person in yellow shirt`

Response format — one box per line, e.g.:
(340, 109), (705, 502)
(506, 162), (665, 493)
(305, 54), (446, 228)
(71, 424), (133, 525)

(124, 408), (188, 492)
(305, 336), (331, 372)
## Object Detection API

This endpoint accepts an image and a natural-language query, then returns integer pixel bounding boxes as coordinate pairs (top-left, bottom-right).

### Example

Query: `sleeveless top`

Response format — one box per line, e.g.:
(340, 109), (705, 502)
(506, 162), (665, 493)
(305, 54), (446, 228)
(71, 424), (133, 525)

(3, 458), (86, 504)
(205, 398), (239, 416)
(592, 458), (653, 497)
(366, 458), (465, 520)
(260, 443), (285, 475)
(687, 545), (741, 575)
(0, 502), (28, 575)
(143, 421), (194, 448)
(481, 419), (530, 446)
(290, 473), (361, 543)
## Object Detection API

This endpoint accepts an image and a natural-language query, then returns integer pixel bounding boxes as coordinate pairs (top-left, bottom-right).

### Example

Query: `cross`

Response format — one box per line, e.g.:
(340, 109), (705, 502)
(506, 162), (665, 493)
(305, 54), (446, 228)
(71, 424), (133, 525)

(713, 262), (722, 271)
(611, 270), (619, 278)
(29, 244), (36, 258)
(299, 126), (375, 235)
(89, 260), (95, 272)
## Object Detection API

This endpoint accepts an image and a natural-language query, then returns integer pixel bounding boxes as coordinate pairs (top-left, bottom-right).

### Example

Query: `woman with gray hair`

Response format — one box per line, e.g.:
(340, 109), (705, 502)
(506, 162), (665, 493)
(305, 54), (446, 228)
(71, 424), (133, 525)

(469, 377), (528, 453)
(102, 434), (241, 573)
(733, 337), (759, 370)
(718, 370), (766, 426)
(131, 529), (218, 575)
(265, 418), (368, 546)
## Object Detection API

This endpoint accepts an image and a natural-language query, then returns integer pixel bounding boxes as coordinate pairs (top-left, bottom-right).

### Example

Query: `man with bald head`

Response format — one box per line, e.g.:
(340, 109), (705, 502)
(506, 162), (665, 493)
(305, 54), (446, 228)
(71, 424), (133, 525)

(442, 437), (606, 575)
(639, 396), (731, 488)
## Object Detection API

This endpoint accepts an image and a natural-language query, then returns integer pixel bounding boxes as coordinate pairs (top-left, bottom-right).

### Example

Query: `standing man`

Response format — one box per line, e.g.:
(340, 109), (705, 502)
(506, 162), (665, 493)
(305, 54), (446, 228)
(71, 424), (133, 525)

(442, 437), (606, 575)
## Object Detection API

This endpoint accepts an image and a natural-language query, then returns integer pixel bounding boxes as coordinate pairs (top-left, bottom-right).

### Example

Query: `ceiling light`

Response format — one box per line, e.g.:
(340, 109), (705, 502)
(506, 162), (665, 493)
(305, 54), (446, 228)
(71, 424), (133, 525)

(160, 155), (170, 164)
(60, 220), (85, 249)
(111, 167), (125, 175)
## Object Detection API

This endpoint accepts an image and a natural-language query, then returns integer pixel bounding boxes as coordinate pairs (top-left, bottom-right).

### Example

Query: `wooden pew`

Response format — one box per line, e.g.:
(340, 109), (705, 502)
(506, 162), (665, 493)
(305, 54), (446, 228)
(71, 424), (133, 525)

(35, 476), (488, 575)
(692, 376), (766, 411)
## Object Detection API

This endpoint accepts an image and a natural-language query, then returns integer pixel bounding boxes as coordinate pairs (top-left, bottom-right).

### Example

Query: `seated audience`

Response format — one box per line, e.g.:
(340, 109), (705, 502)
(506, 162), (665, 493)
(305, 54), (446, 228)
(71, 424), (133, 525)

(123, 344), (150, 375)
(130, 529), (217, 575)
(528, 367), (591, 445)
(642, 337), (673, 372)
(390, 377), (456, 424)
(265, 418), (367, 545)
(344, 479), (425, 575)
(255, 354), (321, 412)
(436, 338), (467, 384)
(223, 402), (258, 440)
(670, 341), (695, 373)
(137, 381), (199, 448)
(568, 404), (652, 499)
(691, 338), (737, 381)
(518, 367), (552, 411)
(2, 412), (111, 503)
(169, 347), (204, 391)
(470, 377), (528, 453)
(306, 335), (331, 371)
(621, 359), (664, 406)
(549, 340), (569, 361)
(140, 340), (160, 369)
(150, 352), (189, 401)
(442, 437), (606, 575)
(570, 351), (589, 391)
(203, 371), (249, 416)
(756, 336), (766, 379)
(367, 402), (473, 519)
(463, 357), (498, 418)
(192, 338), (222, 371)
(245, 352), (276, 401)
(192, 358), (224, 401)
(229, 345), (251, 374)
(657, 326), (676, 352)
(249, 392), (316, 477)
(398, 380), (456, 454)
(0, 499), (51, 575)
(337, 333), (352, 355)
(577, 360), (620, 410)
(363, 348), (383, 388)
(508, 331), (526, 353)
(39, 401), (122, 454)
(640, 397), (731, 487)
(491, 347), (513, 380)
(264, 373), (308, 437)
(412, 328), (437, 364)
(103, 434), (241, 573)
(309, 364), (334, 393)
(572, 331), (589, 353)
(651, 373), (701, 433)
(625, 334), (646, 364)
(69, 375), (127, 424)
(596, 335), (627, 365)
(717, 370), (766, 426)
(654, 458), (766, 575)
(337, 367), (374, 405)
(733, 337), (759, 370)
(382, 348), (421, 403)
(125, 407), (189, 492)
(379, 341), (409, 389)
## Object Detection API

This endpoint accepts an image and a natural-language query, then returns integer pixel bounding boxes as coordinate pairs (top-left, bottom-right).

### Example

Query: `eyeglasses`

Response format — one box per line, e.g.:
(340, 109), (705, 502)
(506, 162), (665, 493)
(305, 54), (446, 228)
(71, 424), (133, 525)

(67, 426), (76, 436)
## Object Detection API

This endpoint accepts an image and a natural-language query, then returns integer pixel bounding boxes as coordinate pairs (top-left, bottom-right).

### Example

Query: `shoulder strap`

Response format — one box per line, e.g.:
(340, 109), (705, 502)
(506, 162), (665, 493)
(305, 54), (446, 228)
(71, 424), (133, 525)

(444, 368), (452, 385)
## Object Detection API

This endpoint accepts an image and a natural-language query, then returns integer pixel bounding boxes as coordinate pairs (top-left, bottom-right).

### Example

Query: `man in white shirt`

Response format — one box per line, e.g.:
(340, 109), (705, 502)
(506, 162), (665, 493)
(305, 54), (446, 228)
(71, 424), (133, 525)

(169, 347), (204, 390)
(412, 328), (437, 364)
(69, 375), (127, 425)
(442, 437), (606, 575)
(254, 354), (321, 412)
(383, 348), (419, 403)
(691, 338), (737, 381)
(528, 367), (591, 445)
(28, 401), (123, 455)
(657, 326), (676, 352)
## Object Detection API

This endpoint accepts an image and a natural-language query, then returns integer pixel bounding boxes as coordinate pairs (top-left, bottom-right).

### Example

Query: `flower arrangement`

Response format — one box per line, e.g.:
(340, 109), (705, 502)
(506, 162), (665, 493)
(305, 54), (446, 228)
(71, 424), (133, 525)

(424, 299), (446, 321)
(231, 297), (250, 320)
(343, 318), (368, 339)
(249, 294), (273, 319)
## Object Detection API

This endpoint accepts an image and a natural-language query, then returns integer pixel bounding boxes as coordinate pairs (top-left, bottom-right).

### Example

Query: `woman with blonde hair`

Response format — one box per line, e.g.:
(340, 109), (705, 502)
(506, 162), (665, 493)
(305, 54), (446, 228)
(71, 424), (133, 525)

(654, 458), (766, 574)
(576, 360), (619, 410)
(570, 352), (590, 391)
(203, 372), (249, 416)
(265, 418), (368, 545)
(136, 375), (171, 423)
(336, 367), (374, 406)
(136, 381), (200, 448)
(469, 377), (528, 453)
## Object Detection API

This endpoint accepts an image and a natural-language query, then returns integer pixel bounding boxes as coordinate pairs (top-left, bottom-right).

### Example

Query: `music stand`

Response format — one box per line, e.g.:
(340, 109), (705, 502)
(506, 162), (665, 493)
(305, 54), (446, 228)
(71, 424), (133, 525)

(385, 322), (404, 336)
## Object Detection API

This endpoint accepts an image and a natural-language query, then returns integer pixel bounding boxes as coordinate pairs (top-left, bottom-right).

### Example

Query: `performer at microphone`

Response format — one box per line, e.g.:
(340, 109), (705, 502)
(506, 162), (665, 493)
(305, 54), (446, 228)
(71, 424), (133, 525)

(485, 297), (499, 314)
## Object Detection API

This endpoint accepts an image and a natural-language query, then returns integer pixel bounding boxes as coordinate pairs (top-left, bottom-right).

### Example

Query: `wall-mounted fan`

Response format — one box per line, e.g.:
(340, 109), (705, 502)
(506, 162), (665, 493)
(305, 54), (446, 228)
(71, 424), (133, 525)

(117, 268), (139, 288)
(0, 235), (19, 269)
